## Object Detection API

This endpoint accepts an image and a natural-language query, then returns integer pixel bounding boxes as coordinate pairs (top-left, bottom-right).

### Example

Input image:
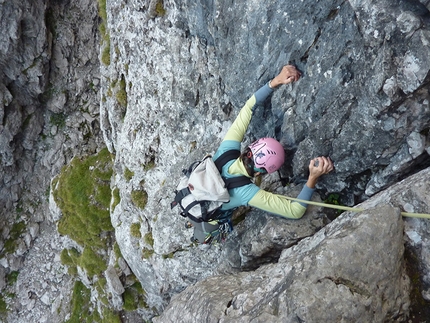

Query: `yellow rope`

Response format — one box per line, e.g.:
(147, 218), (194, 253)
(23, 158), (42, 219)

(282, 196), (430, 219)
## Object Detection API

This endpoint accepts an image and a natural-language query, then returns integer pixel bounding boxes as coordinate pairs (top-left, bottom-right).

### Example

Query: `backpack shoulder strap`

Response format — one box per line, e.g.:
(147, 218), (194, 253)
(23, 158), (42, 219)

(214, 149), (252, 189)
(224, 176), (251, 189)
(214, 149), (241, 172)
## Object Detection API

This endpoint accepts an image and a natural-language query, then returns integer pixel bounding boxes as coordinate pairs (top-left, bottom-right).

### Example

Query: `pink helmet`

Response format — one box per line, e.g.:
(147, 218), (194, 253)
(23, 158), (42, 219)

(248, 138), (285, 174)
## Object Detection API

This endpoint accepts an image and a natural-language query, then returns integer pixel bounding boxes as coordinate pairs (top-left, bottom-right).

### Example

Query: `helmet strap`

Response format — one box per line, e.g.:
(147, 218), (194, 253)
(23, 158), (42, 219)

(254, 167), (267, 174)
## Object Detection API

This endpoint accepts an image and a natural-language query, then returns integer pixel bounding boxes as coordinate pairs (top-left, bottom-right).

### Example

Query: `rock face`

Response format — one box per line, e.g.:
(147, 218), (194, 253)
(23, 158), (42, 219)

(1, 0), (430, 322)
(155, 167), (430, 322)
(0, 0), (103, 321)
(360, 167), (430, 307)
(154, 205), (409, 323)
(101, 0), (430, 318)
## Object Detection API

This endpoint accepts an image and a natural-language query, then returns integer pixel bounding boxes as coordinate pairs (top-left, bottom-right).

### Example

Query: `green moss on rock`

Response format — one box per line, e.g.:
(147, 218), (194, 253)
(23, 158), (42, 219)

(54, 148), (114, 249)
(130, 222), (142, 238)
(131, 190), (148, 209)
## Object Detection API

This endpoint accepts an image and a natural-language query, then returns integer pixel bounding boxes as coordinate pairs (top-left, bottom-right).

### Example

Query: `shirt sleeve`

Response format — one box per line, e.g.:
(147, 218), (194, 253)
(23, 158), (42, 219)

(223, 83), (273, 142)
(248, 184), (316, 219)
(296, 185), (316, 207)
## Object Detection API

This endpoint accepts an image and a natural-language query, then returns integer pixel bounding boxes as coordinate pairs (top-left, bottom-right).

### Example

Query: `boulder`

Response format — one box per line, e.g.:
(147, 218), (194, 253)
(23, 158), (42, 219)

(154, 205), (409, 323)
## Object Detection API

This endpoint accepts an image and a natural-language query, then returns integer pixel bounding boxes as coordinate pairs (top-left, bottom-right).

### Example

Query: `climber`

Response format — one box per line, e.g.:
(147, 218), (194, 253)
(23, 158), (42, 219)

(191, 64), (334, 243)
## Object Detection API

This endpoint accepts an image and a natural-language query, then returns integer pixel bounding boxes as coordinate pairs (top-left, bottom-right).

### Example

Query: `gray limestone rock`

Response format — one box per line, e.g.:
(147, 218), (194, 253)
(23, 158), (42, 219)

(0, 0), (103, 321)
(99, 0), (430, 318)
(217, 184), (328, 272)
(1, 0), (430, 321)
(358, 167), (430, 302)
(154, 205), (409, 323)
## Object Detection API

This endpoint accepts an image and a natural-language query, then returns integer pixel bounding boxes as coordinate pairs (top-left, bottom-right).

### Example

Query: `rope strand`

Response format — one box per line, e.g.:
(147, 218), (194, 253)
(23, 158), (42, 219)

(281, 196), (430, 219)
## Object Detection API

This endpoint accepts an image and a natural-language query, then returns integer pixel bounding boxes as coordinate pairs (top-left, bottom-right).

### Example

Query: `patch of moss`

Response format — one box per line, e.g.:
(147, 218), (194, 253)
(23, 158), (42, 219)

(106, 86), (113, 97)
(68, 266), (78, 276)
(131, 190), (148, 209)
(123, 281), (147, 311)
(6, 271), (19, 285)
(0, 294), (6, 316)
(54, 148), (114, 249)
(143, 161), (155, 171)
(143, 232), (154, 247)
(112, 187), (121, 210)
(0, 221), (26, 257)
(79, 247), (107, 277)
(50, 112), (66, 129)
(101, 307), (121, 323)
(101, 37), (111, 66)
(2, 240), (15, 256)
(97, 0), (107, 22)
(142, 248), (154, 259)
(123, 288), (137, 311)
(98, 0), (110, 66)
(65, 281), (93, 323)
(155, 0), (166, 16)
(130, 223), (142, 238)
(116, 75), (127, 107)
(162, 252), (174, 259)
(10, 221), (26, 238)
(39, 86), (58, 104)
(62, 246), (107, 277)
(124, 168), (134, 181)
